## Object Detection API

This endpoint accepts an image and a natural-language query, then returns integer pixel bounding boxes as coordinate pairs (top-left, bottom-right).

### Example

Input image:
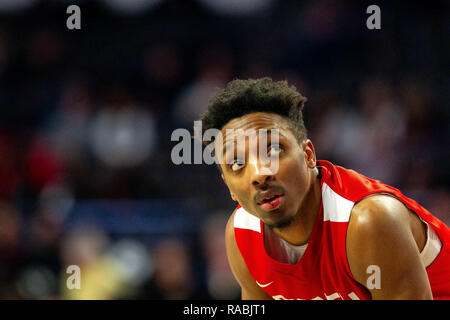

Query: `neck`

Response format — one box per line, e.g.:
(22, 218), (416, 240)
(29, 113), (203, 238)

(274, 168), (322, 246)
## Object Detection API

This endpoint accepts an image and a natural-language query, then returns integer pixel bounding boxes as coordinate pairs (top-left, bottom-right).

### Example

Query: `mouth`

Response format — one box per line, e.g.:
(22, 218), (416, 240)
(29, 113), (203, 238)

(258, 194), (284, 211)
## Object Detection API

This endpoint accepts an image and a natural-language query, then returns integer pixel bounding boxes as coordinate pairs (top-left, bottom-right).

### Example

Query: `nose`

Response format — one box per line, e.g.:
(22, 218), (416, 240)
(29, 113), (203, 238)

(250, 159), (275, 188)
(252, 174), (272, 187)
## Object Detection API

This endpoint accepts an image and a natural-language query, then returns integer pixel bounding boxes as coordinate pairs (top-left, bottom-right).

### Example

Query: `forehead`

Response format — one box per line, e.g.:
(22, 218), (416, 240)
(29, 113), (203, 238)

(221, 112), (294, 140)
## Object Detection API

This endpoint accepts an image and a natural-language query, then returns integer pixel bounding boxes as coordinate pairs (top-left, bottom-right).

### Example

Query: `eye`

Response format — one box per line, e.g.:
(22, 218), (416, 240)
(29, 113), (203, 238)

(230, 159), (245, 172)
(268, 143), (282, 156)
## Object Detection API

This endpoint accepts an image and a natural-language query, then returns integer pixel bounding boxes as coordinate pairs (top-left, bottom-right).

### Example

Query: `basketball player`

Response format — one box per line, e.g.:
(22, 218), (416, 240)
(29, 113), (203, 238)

(199, 78), (450, 300)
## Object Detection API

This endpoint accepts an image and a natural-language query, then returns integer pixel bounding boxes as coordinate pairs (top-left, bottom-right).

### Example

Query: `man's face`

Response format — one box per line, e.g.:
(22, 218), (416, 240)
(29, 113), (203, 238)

(218, 112), (317, 229)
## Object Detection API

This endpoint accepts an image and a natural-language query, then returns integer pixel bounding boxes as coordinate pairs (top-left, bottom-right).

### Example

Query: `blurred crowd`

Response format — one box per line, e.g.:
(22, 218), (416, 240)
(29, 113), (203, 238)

(0, 0), (448, 299)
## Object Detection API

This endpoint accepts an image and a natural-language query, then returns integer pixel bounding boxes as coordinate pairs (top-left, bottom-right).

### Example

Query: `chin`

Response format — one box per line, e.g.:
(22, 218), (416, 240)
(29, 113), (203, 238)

(264, 211), (295, 230)
(272, 216), (295, 230)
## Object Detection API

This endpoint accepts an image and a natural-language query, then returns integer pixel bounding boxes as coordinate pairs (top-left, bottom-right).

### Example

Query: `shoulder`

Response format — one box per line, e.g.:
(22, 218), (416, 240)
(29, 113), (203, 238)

(347, 194), (426, 246)
(348, 195), (411, 235)
(345, 195), (431, 299)
(346, 195), (417, 261)
(225, 207), (272, 300)
(224, 207), (250, 276)
(225, 208), (238, 248)
(225, 207), (250, 289)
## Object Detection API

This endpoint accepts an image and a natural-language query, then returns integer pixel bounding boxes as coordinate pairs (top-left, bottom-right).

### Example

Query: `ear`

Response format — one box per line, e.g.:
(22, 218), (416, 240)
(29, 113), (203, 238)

(302, 139), (317, 169)
(221, 173), (238, 201)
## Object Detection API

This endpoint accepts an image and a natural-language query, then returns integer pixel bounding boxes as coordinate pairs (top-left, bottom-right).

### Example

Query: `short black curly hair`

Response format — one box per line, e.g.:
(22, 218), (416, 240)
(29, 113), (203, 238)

(200, 77), (308, 145)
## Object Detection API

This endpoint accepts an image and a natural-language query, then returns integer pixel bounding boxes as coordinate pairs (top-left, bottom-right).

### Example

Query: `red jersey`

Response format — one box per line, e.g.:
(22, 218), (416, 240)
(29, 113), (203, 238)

(233, 160), (450, 300)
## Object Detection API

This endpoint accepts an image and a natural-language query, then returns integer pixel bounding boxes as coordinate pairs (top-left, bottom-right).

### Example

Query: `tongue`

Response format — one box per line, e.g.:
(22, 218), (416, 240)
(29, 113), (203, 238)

(260, 196), (281, 210)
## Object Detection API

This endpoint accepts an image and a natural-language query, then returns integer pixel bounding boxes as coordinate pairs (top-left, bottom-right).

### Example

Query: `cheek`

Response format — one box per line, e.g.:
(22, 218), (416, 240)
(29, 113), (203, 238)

(280, 157), (308, 192)
(228, 182), (247, 204)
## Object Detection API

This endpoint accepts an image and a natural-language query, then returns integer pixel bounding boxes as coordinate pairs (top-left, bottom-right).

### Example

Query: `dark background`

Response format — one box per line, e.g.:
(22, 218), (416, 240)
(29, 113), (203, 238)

(0, 0), (448, 299)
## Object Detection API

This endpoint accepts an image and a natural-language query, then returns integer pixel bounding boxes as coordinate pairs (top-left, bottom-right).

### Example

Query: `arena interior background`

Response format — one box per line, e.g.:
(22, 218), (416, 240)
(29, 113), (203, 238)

(0, 0), (448, 299)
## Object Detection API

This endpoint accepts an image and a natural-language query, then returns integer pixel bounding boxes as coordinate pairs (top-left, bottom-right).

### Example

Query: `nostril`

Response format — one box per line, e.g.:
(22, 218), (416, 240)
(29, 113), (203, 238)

(253, 175), (272, 187)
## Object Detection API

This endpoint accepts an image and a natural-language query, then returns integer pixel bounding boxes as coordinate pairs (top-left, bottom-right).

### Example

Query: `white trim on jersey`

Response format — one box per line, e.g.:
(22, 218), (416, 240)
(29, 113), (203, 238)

(234, 206), (261, 233)
(322, 183), (354, 222)
(420, 221), (442, 268)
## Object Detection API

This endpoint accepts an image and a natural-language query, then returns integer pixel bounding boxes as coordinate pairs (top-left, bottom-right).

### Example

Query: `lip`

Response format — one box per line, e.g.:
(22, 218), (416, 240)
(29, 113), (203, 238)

(259, 195), (284, 211)
(256, 188), (284, 205)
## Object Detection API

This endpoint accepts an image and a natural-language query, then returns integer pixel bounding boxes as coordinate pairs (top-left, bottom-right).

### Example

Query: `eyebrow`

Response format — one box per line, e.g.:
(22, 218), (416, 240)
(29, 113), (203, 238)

(221, 130), (286, 157)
